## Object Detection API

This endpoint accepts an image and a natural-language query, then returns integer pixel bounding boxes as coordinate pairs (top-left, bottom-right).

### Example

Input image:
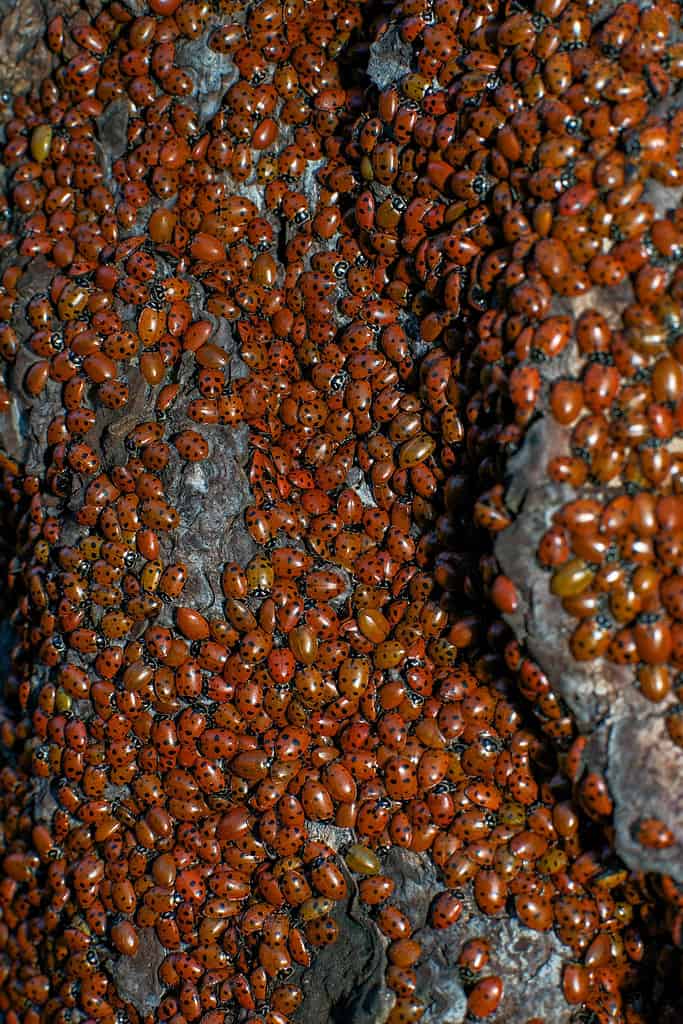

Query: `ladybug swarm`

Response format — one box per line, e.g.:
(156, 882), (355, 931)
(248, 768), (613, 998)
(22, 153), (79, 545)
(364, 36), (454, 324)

(0, 0), (682, 1022)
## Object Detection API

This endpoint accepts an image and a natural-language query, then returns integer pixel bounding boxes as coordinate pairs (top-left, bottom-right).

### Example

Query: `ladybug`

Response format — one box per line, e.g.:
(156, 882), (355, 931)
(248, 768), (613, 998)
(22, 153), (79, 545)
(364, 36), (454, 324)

(473, 869), (507, 915)
(67, 442), (101, 476)
(358, 875), (395, 906)
(633, 817), (676, 849)
(562, 964), (588, 1005)
(173, 429), (209, 462)
(430, 891), (463, 930)
(384, 756), (418, 800)
(46, 13), (64, 51)
(300, 780), (334, 821)
(111, 921), (139, 957)
(578, 772), (614, 820)
(303, 915), (339, 947)
(489, 574), (519, 615)
(377, 904), (412, 941)
(467, 976), (503, 1019)
(537, 526), (570, 568)
(310, 860), (348, 901)
(271, 982), (304, 1016)
(514, 890), (553, 930)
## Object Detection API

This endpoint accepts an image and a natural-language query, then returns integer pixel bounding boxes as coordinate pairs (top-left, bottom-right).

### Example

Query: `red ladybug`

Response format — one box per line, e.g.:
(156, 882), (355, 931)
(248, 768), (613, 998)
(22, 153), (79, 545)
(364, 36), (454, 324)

(174, 429), (209, 463)
(578, 771), (614, 820)
(467, 976), (503, 1018)
(430, 891), (463, 930)
(358, 875), (395, 906)
(634, 817), (676, 849)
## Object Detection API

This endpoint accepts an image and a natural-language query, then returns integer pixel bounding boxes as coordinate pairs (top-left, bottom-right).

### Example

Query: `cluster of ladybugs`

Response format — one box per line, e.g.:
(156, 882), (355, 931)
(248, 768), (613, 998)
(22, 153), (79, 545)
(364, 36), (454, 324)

(543, 316), (683, 709)
(0, 0), (681, 1021)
